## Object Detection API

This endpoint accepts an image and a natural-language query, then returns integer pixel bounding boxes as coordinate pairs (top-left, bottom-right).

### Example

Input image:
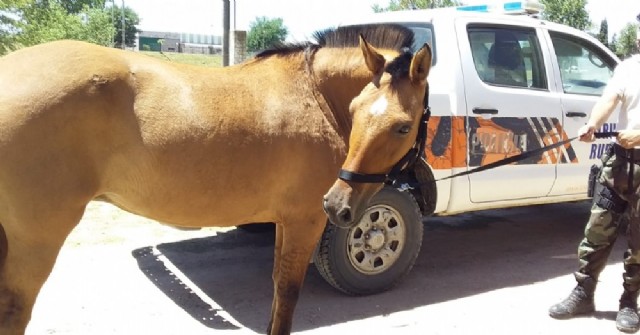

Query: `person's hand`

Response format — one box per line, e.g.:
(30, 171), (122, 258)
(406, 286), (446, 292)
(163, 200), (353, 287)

(578, 124), (596, 142)
(617, 130), (640, 148)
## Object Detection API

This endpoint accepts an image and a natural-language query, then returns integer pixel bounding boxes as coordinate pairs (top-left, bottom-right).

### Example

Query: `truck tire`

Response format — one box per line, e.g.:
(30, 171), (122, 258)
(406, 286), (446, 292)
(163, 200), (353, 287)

(314, 186), (423, 295)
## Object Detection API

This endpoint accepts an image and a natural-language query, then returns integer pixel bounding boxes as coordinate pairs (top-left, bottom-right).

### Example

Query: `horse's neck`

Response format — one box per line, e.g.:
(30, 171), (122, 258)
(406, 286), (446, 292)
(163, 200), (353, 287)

(310, 48), (372, 140)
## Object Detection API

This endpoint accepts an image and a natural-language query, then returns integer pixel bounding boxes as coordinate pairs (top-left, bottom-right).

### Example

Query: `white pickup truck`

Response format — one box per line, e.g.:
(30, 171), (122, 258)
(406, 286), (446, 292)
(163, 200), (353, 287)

(307, 1), (622, 296)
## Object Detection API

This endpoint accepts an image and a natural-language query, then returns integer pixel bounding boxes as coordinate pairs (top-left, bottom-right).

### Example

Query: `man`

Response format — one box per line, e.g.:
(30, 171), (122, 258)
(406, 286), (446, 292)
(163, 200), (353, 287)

(548, 40), (640, 333)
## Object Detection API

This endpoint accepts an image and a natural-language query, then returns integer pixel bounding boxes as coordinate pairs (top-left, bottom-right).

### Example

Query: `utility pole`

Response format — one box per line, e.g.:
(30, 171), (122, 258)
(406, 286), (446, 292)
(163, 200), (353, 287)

(222, 0), (230, 66)
(121, 0), (126, 49)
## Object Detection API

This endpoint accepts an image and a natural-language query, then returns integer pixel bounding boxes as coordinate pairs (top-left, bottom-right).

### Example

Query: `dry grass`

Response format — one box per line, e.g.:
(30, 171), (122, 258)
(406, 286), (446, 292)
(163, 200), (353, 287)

(140, 51), (222, 68)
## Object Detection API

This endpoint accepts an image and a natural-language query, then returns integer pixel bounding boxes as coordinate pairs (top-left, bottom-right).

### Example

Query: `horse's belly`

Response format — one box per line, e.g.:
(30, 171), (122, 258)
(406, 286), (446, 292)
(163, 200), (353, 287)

(102, 186), (271, 228)
(101, 142), (340, 228)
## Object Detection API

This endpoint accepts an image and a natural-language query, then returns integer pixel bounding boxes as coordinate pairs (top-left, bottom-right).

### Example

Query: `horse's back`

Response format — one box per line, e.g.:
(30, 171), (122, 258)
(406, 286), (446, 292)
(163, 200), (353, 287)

(0, 40), (130, 99)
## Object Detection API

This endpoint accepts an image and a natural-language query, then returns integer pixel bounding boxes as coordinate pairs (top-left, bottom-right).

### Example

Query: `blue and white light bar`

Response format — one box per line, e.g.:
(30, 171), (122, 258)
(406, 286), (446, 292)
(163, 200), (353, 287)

(456, 4), (490, 12)
(456, 0), (544, 15)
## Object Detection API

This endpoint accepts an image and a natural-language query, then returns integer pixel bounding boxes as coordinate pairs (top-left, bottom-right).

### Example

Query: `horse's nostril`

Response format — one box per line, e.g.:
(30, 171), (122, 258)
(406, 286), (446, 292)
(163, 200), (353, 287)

(338, 207), (352, 224)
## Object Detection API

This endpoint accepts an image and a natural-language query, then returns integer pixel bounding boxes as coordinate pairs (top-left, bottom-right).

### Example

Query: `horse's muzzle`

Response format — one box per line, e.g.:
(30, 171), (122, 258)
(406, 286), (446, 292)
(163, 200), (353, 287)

(323, 197), (354, 228)
(323, 181), (358, 228)
(323, 180), (378, 229)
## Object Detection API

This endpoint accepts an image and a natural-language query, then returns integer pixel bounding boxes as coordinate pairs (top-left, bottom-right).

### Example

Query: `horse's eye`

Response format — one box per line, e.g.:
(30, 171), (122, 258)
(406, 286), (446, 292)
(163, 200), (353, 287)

(398, 125), (412, 135)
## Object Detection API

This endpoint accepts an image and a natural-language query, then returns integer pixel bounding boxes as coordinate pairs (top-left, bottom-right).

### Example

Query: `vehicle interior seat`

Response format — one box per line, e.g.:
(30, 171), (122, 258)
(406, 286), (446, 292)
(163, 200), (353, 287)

(487, 31), (527, 87)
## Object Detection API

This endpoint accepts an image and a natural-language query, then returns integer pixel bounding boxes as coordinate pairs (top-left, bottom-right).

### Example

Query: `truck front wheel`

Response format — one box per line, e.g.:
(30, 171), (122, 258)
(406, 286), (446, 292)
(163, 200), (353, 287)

(314, 186), (423, 295)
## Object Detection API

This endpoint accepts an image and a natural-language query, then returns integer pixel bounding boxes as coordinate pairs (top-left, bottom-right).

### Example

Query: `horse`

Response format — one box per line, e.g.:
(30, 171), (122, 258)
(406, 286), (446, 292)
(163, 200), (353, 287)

(0, 24), (432, 335)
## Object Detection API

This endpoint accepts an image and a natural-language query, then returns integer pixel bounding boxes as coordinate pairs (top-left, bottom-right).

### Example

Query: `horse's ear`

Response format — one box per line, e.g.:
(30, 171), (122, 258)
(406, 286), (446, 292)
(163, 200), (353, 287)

(359, 34), (385, 75)
(410, 43), (432, 86)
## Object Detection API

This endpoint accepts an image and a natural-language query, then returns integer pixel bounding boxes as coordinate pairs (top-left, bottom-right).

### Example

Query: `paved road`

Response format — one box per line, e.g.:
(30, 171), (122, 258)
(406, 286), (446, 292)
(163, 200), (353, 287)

(27, 200), (631, 334)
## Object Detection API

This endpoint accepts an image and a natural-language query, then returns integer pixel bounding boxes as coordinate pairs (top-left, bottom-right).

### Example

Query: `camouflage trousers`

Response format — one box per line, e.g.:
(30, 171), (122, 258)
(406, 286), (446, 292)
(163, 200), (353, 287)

(576, 145), (640, 291)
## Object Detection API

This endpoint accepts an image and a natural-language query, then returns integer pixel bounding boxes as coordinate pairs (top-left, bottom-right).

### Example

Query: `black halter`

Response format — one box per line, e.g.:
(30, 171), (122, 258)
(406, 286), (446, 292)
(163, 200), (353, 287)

(338, 89), (431, 184)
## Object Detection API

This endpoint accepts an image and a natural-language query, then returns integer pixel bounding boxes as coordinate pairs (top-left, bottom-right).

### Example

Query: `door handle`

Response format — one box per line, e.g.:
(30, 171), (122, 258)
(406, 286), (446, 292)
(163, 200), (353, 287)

(472, 108), (498, 115)
(565, 111), (587, 117)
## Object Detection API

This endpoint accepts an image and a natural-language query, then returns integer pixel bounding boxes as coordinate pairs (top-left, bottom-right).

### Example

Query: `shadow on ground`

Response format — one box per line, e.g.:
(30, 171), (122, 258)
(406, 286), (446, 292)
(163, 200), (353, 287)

(131, 200), (627, 333)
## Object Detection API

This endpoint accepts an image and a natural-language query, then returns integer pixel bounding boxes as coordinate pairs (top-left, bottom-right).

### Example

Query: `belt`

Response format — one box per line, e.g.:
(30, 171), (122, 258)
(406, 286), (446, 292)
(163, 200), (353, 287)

(614, 144), (640, 162)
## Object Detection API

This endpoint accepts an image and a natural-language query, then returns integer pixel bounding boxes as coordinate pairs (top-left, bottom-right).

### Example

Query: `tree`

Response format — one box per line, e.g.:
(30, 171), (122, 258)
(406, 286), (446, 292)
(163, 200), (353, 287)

(81, 6), (117, 46)
(110, 4), (140, 48)
(610, 33), (618, 56)
(60, 0), (106, 13)
(0, 0), (139, 54)
(616, 23), (639, 58)
(0, 0), (32, 54)
(372, 0), (460, 12)
(540, 0), (590, 31)
(15, 1), (88, 47)
(247, 16), (288, 52)
(12, 1), (115, 49)
(596, 19), (608, 48)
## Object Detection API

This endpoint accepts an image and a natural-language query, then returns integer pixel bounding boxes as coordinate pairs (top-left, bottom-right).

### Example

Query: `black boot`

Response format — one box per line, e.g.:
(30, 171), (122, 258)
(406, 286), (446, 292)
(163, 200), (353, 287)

(616, 289), (640, 333)
(549, 277), (596, 319)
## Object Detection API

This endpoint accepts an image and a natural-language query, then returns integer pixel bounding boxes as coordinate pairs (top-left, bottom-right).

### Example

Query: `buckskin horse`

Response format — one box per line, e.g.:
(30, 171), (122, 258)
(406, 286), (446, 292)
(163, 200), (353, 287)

(0, 24), (431, 335)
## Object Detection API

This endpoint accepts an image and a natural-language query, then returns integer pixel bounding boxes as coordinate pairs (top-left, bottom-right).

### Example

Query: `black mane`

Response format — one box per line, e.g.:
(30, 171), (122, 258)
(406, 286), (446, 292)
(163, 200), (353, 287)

(254, 42), (313, 58)
(384, 47), (413, 82)
(313, 24), (414, 50)
(255, 24), (415, 59)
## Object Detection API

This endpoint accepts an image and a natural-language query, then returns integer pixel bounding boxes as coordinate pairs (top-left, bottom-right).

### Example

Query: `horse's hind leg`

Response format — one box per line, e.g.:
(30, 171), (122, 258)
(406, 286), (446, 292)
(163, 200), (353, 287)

(267, 215), (326, 335)
(0, 204), (87, 335)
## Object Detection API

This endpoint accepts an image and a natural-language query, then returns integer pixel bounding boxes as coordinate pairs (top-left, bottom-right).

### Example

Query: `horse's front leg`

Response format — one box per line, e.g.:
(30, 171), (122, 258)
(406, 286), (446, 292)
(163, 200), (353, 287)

(268, 222), (284, 330)
(0, 202), (87, 335)
(267, 216), (326, 335)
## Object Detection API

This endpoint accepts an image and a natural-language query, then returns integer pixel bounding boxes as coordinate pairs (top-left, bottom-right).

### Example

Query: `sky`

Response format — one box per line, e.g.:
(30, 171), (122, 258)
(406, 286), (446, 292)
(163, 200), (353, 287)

(120, 0), (640, 41)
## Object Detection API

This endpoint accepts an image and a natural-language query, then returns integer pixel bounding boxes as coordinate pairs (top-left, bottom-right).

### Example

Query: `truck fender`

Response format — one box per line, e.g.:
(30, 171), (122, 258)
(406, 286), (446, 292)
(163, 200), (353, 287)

(408, 157), (437, 216)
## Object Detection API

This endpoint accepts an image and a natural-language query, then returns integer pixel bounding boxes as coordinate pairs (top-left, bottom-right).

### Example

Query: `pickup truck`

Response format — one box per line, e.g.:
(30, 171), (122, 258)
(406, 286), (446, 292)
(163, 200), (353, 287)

(307, 2), (622, 296)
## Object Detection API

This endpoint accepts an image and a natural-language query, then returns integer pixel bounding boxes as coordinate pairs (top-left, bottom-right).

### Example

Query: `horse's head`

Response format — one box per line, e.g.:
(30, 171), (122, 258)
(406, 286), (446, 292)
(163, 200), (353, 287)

(323, 36), (432, 229)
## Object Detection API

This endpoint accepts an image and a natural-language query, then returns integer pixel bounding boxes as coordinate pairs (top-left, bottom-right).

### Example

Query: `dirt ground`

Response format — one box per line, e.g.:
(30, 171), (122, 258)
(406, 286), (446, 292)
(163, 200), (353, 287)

(25, 200), (633, 335)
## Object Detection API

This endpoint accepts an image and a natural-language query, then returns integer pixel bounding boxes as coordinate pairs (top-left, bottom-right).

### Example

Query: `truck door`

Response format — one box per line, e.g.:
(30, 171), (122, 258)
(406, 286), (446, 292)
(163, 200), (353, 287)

(545, 31), (619, 196)
(456, 21), (563, 203)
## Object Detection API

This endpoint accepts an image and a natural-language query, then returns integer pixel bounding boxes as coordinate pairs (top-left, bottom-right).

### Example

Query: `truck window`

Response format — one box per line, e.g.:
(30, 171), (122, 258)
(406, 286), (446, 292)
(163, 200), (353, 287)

(550, 32), (616, 96)
(468, 26), (547, 90)
(402, 23), (435, 65)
